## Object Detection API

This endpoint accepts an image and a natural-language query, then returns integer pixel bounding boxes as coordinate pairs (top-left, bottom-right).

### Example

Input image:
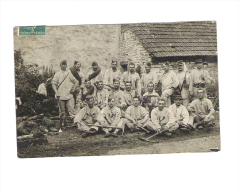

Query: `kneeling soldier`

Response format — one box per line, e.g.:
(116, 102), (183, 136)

(74, 95), (104, 138)
(101, 96), (124, 137)
(169, 95), (190, 131)
(187, 88), (215, 129)
(151, 98), (179, 137)
(124, 96), (156, 132)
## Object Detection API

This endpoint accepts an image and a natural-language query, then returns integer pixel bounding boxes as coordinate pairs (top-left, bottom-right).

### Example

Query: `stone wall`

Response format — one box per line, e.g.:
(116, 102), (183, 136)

(14, 24), (121, 75)
(119, 30), (151, 66)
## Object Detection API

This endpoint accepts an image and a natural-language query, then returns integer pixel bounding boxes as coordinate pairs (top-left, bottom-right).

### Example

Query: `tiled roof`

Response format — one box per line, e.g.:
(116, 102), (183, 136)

(122, 21), (217, 57)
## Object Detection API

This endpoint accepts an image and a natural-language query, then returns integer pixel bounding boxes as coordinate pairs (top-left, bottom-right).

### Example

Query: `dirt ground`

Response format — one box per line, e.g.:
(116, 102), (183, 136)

(17, 112), (220, 158)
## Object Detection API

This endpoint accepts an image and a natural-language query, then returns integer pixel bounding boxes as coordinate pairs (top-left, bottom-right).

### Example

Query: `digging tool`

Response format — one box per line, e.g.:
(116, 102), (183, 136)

(88, 124), (123, 129)
(138, 132), (160, 143)
(122, 115), (150, 133)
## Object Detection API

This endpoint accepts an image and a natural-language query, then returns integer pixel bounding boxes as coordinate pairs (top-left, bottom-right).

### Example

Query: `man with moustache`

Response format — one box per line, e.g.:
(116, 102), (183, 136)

(160, 61), (179, 107)
(110, 78), (125, 110)
(103, 60), (122, 91)
(169, 95), (190, 130)
(94, 80), (109, 110)
(69, 60), (85, 105)
(189, 59), (212, 100)
(141, 62), (158, 95)
(74, 95), (104, 138)
(175, 60), (191, 108)
(121, 62), (141, 96)
(124, 96), (156, 133)
(151, 98), (179, 137)
(187, 88), (215, 130)
(101, 96), (124, 137)
(52, 60), (78, 119)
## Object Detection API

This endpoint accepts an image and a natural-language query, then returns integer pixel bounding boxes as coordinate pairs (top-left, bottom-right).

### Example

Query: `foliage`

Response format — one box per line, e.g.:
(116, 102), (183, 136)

(15, 50), (57, 116)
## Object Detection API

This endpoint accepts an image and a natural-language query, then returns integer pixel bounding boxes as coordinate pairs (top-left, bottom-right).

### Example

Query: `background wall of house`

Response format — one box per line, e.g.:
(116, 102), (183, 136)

(14, 24), (121, 75)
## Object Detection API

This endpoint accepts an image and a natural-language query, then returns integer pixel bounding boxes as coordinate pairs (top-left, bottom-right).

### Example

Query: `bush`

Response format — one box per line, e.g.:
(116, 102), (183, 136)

(15, 50), (57, 116)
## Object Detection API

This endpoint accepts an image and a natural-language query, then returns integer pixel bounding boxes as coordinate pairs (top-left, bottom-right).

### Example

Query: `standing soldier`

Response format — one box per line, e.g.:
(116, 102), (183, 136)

(94, 81), (109, 110)
(52, 60), (78, 122)
(103, 60), (122, 91)
(69, 61), (85, 106)
(189, 59), (212, 100)
(175, 60), (191, 108)
(87, 61), (104, 87)
(121, 62), (141, 96)
(141, 62), (158, 95)
(160, 61), (179, 107)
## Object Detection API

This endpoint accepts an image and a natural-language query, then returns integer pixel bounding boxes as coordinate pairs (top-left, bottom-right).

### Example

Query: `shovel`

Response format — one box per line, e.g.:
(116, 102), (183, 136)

(138, 132), (160, 143)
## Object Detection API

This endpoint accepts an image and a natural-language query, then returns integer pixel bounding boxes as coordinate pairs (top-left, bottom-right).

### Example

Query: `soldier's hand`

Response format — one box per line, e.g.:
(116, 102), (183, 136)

(70, 88), (75, 94)
(162, 126), (169, 131)
(156, 128), (161, 133)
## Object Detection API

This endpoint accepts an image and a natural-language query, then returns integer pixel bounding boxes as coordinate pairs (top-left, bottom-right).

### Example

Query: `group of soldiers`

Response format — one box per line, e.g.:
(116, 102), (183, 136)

(51, 59), (216, 138)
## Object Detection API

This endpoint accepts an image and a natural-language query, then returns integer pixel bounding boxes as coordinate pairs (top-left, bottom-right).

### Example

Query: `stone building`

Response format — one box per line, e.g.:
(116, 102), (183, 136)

(119, 21), (218, 80)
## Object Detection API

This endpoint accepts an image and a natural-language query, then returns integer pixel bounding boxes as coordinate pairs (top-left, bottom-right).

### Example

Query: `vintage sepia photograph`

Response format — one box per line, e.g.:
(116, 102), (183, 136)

(14, 21), (220, 158)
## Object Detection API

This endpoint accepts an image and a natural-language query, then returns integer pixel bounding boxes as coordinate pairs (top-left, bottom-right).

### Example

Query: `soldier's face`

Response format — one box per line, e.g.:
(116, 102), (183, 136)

(92, 63), (98, 71)
(163, 64), (169, 72)
(111, 62), (117, 70)
(129, 65), (135, 73)
(97, 82), (103, 90)
(85, 81), (91, 88)
(198, 90), (204, 99)
(178, 64), (183, 71)
(60, 64), (67, 71)
(145, 65), (151, 73)
(158, 101), (165, 110)
(125, 83), (131, 91)
(147, 84), (154, 93)
(175, 98), (182, 106)
(113, 81), (120, 89)
(75, 62), (81, 71)
(197, 63), (202, 69)
(87, 98), (94, 108)
(108, 99), (115, 108)
(133, 98), (140, 107)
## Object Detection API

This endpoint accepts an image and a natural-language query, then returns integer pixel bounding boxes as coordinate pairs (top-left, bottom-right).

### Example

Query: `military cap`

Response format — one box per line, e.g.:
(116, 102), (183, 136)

(113, 78), (120, 83)
(164, 61), (170, 66)
(173, 94), (182, 100)
(177, 61), (184, 66)
(195, 59), (203, 64)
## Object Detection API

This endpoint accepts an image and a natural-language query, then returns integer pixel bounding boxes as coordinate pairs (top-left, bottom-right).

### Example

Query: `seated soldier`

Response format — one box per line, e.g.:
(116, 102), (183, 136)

(124, 96), (156, 133)
(95, 81), (109, 110)
(121, 81), (137, 112)
(169, 95), (190, 131)
(75, 79), (95, 112)
(187, 88), (215, 129)
(151, 98), (179, 137)
(110, 78), (125, 110)
(74, 95), (104, 138)
(101, 96), (124, 138)
(142, 81), (159, 116)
